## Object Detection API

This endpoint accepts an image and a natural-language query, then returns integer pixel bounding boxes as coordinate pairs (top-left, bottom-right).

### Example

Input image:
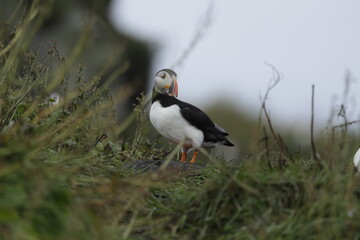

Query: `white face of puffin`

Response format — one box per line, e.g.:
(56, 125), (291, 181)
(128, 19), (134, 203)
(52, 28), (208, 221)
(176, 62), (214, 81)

(154, 69), (178, 97)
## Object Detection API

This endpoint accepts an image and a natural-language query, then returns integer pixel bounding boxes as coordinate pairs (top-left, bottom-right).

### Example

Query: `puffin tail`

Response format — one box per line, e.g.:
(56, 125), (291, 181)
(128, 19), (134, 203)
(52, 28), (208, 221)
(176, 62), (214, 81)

(223, 138), (235, 147)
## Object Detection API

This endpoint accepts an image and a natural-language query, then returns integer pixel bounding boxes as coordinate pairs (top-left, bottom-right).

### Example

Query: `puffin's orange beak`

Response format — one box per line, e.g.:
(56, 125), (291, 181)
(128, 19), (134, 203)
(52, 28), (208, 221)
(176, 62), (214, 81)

(170, 78), (178, 97)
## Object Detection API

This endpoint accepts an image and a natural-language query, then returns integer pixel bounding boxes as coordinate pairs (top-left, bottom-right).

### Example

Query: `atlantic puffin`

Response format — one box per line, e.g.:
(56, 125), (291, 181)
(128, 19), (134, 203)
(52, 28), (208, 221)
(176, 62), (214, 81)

(149, 68), (234, 164)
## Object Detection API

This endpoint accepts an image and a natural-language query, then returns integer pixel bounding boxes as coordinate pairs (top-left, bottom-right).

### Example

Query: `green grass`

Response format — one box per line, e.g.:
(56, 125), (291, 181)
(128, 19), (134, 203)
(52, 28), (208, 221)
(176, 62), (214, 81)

(1, 2), (360, 240)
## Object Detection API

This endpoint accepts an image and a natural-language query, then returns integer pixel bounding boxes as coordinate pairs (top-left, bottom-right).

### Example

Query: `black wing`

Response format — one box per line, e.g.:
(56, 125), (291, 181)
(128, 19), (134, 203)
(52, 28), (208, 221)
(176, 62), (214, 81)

(154, 93), (214, 130)
(178, 101), (233, 146)
(179, 104), (214, 131)
(155, 94), (233, 146)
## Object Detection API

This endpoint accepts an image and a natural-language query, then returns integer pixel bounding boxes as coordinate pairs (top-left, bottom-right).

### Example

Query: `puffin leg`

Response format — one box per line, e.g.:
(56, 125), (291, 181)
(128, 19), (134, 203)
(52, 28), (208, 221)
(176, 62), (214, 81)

(189, 150), (199, 164)
(179, 148), (187, 162)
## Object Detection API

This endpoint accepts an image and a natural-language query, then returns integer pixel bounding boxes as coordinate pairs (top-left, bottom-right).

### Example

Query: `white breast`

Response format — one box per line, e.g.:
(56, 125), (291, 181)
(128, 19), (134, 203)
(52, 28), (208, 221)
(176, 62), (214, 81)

(149, 101), (204, 148)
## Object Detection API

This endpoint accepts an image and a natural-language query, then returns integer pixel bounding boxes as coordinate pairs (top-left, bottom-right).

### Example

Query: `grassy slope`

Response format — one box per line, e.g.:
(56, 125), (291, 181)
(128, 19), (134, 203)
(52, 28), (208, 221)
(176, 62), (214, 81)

(1, 2), (360, 240)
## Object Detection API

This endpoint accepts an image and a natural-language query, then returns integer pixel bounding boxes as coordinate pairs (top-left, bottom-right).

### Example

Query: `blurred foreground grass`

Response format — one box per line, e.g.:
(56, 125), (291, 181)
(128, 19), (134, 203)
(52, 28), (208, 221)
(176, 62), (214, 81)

(1, 2), (360, 240)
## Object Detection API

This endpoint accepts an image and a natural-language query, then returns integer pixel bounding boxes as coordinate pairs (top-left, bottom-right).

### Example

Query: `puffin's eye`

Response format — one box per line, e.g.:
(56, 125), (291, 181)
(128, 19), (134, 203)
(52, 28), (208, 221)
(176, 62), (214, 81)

(161, 73), (166, 79)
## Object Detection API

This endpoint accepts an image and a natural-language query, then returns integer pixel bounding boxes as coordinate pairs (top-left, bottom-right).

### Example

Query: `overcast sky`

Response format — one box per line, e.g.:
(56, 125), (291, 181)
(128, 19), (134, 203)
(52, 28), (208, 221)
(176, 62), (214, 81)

(109, 0), (360, 133)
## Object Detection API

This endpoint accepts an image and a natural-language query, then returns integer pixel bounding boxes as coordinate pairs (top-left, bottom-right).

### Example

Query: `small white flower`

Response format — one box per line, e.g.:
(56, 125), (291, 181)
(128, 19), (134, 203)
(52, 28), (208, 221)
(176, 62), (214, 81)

(48, 92), (61, 106)
(347, 208), (356, 218)
(354, 148), (360, 172)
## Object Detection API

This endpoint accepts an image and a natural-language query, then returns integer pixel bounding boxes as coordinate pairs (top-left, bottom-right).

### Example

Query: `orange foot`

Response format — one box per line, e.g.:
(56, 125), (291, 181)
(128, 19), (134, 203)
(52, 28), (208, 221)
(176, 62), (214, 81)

(189, 150), (199, 164)
(180, 152), (187, 163)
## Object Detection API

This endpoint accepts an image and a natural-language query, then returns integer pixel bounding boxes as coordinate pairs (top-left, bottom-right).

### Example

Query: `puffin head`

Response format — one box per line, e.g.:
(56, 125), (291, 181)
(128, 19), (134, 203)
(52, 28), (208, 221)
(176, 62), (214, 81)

(154, 68), (178, 97)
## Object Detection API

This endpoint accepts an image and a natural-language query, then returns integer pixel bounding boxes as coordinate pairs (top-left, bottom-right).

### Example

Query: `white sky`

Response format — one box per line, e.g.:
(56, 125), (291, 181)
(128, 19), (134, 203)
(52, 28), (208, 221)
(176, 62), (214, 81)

(109, 0), (360, 133)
